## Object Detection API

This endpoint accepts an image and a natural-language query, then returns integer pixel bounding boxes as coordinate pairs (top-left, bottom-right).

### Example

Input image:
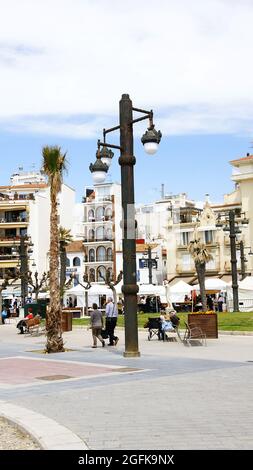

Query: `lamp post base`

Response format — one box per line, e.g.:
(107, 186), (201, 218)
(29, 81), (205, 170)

(123, 351), (141, 358)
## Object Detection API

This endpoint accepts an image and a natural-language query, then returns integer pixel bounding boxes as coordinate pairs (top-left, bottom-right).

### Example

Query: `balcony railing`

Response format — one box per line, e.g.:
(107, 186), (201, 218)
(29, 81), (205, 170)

(84, 257), (114, 263)
(83, 237), (113, 242)
(0, 217), (29, 223)
(0, 194), (34, 201)
(84, 216), (113, 223)
(0, 236), (23, 242)
(0, 255), (19, 260)
(82, 195), (113, 203)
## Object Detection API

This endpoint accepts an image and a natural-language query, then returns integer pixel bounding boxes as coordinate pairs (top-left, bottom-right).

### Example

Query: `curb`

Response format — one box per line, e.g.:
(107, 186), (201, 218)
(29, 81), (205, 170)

(0, 400), (88, 450)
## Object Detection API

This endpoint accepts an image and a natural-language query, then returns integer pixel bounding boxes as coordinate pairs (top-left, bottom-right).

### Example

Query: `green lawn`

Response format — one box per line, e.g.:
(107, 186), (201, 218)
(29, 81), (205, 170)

(73, 311), (253, 331)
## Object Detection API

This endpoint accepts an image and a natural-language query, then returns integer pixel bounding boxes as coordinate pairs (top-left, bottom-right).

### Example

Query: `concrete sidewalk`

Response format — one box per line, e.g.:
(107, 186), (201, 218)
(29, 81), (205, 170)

(0, 322), (253, 450)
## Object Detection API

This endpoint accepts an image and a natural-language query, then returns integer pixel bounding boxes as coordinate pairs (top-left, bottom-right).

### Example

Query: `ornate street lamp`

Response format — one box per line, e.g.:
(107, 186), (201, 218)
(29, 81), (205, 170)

(89, 147), (109, 184)
(100, 142), (114, 168)
(141, 117), (162, 155)
(89, 94), (162, 357)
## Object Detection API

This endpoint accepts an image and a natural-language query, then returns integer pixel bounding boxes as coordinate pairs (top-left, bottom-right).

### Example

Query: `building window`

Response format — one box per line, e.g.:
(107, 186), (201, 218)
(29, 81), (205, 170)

(206, 258), (216, 270)
(97, 246), (106, 262)
(73, 257), (81, 267)
(96, 206), (105, 221)
(66, 257), (70, 267)
(107, 267), (113, 281)
(107, 247), (113, 261)
(182, 254), (192, 271)
(89, 268), (95, 282)
(96, 226), (105, 240)
(204, 230), (214, 244)
(97, 265), (106, 281)
(180, 232), (190, 246)
(88, 229), (95, 241)
(88, 209), (95, 221)
(106, 227), (112, 240)
(105, 207), (112, 220)
(89, 249), (95, 262)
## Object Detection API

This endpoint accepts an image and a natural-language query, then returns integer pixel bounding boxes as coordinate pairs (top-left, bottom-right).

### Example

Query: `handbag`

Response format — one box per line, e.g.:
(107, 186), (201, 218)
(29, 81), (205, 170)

(101, 328), (109, 339)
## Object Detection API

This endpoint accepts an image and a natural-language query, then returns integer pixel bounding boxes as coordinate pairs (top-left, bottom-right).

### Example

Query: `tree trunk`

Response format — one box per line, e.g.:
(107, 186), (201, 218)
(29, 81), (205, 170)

(111, 285), (117, 306)
(196, 262), (207, 312)
(46, 181), (64, 353)
(60, 241), (66, 306)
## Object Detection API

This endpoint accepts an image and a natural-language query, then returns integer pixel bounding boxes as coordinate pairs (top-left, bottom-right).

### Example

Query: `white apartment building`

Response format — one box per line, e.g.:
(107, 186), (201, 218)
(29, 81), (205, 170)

(0, 169), (75, 289)
(79, 182), (122, 283)
(166, 154), (253, 284)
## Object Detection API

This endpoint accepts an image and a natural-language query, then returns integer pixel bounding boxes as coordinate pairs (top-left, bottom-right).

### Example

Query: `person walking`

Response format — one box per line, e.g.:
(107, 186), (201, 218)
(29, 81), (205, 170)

(105, 297), (119, 346)
(1, 307), (8, 324)
(90, 303), (105, 348)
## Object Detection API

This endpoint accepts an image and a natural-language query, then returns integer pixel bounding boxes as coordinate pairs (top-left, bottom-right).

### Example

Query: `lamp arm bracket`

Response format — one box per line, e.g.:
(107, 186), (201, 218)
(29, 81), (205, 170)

(103, 124), (121, 136)
(132, 107), (152, 115)
(98, 141), (122, 151)
(130, 115), (151, 126)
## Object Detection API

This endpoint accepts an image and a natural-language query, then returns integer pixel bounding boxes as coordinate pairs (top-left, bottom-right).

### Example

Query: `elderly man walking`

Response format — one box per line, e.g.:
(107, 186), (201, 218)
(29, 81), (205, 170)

(105, 297), (119, 346)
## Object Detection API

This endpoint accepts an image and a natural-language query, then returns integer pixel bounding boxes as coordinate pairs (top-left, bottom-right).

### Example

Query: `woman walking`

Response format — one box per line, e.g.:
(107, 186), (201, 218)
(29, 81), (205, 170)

(90, 303), (105, 348)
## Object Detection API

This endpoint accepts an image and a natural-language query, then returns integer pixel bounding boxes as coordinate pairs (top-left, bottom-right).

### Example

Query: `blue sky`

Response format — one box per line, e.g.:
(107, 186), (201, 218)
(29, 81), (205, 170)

(0, 131), (250, 205)
(1, 0), (253, 205)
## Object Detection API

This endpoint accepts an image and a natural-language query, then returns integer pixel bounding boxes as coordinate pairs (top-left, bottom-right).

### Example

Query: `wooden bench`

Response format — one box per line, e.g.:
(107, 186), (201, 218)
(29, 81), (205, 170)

(25, 316), (45, 336)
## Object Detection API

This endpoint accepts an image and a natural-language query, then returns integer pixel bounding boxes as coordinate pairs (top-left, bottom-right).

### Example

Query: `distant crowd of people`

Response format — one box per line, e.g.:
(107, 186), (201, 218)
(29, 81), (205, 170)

(1, 298), (20, 324)
(138, 295), (162, 313)
(172, 293), (226, 313)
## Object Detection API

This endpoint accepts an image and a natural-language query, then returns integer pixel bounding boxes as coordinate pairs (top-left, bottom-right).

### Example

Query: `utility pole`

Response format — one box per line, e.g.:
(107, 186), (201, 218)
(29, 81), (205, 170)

(229, 211), (239, 312)
(20, 236), (28, 307)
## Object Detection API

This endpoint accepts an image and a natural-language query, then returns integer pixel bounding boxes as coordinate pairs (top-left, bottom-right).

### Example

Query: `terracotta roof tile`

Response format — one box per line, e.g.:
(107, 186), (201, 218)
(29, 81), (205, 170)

(0, 184), (48, 190)
(230, 155), (253, 165)
(66, 240), (85, 253)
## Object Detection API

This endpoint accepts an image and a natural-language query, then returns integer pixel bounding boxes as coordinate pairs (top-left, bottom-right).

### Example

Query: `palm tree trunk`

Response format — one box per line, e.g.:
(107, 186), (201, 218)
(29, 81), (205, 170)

(60, 241), (66, 306)
(196, 262), (207, 311)
(46, 181), (64, 353)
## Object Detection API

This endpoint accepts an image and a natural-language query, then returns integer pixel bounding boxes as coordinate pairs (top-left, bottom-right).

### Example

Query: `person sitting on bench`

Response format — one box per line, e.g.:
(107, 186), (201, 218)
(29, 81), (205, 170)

(16, 309), (34, 334)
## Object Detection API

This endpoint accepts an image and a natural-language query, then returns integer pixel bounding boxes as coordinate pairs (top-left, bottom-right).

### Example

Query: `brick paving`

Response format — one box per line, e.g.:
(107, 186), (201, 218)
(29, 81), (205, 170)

(0, 322), (253, 449)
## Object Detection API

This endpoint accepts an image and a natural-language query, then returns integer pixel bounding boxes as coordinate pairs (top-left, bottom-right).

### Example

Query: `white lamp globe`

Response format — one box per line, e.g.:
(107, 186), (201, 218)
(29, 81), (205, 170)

(143, 142), (159, 155)
(101, 157), (112, 168)
(92, 171), (107, 184)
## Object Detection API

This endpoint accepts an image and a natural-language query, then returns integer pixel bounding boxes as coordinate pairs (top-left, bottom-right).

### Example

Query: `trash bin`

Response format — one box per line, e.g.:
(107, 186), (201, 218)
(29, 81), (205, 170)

(61, 309), (72, 332)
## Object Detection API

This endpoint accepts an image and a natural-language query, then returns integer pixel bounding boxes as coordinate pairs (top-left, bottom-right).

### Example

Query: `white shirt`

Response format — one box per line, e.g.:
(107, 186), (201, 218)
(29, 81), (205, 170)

(105, 302), (118, 318)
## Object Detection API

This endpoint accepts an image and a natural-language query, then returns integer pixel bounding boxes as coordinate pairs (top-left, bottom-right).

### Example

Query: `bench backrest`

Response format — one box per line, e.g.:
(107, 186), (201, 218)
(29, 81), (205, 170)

(27, 317), (41, 328)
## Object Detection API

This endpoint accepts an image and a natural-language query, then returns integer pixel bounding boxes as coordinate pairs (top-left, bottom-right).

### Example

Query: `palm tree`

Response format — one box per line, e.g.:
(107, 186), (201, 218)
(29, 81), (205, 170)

(59, 226), (73, 304)
(188, 237), (213, 312)
(42, 146), (67, 353)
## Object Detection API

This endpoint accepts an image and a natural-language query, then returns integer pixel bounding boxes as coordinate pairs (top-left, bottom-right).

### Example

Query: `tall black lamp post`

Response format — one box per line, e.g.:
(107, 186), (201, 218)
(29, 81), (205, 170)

(12, 235), (33, 306)
(217, 210), (248, 312)
(89, 94), (161, 357)
(226, 211), (240, 312)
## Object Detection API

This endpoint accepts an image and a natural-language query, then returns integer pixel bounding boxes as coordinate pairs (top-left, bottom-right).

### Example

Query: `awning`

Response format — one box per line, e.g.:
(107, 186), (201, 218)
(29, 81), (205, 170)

(219, 275), (232, 283)
(169, 276), (197, 286)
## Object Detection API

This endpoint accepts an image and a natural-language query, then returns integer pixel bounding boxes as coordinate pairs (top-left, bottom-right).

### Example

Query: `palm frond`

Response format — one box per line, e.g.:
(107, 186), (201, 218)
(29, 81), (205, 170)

(188, 238), (213, 265)
(59, 226), (73, 245)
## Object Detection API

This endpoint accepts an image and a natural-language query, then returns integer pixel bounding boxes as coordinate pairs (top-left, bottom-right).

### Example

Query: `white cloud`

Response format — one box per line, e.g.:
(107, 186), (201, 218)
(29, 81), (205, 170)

(0, 0), (253, 137)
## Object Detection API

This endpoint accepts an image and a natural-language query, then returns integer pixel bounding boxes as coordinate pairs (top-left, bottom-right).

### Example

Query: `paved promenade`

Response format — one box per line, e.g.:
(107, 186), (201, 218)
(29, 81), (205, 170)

(0, 321), (253, 450)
